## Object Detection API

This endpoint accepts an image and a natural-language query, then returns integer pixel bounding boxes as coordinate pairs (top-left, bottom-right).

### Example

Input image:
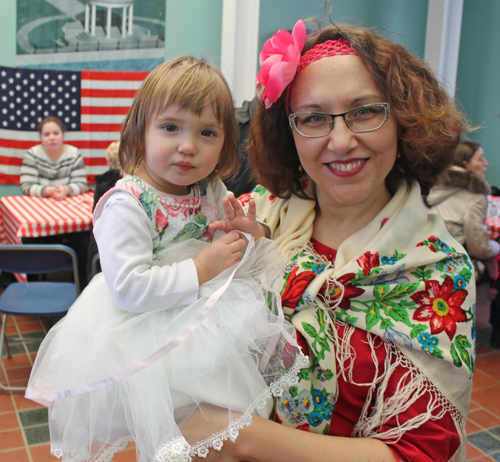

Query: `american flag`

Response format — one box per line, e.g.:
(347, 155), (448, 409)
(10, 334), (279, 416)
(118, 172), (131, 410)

(0, 66), (149, 184)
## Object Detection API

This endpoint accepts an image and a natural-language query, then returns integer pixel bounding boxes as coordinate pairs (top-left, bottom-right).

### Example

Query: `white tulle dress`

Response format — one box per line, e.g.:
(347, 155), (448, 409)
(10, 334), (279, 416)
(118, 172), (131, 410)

(25, 176), (305, 462)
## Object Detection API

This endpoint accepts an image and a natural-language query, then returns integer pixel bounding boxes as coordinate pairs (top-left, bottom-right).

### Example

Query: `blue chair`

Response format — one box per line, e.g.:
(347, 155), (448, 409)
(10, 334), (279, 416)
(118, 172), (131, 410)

(0, 244), (80, 392)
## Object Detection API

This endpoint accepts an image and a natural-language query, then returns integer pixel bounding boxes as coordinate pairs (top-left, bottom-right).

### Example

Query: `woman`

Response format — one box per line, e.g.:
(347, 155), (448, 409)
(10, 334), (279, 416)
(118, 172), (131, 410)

(20, 116), (89, 288)
(190, 20), (474, 462)
(20, 116), (87, 199)
(427, 140), (499, 282)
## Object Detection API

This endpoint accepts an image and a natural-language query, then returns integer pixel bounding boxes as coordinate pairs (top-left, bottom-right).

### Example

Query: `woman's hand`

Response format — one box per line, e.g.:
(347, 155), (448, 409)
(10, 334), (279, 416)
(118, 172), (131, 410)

(194, 232), (248, 285)
(210, 195), (266, 241)
(46, 185), (70, 200)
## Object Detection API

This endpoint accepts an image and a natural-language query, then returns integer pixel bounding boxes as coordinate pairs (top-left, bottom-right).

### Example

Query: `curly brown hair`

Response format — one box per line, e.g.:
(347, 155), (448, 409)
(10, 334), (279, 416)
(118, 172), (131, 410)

(119, 56), (239, 184)
(249, 23), (468, 198)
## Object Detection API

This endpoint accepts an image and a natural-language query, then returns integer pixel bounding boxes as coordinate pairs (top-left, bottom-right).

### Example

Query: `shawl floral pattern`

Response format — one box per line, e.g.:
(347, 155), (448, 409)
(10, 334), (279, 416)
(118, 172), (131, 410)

(253, 177), (475, 460)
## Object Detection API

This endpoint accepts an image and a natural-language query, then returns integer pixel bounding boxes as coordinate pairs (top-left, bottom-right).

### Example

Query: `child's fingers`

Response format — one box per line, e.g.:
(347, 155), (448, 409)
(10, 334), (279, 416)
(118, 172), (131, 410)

(246, 198), (256, 221)
(209, 220), (229, 231)
(222, 194), (246, 221)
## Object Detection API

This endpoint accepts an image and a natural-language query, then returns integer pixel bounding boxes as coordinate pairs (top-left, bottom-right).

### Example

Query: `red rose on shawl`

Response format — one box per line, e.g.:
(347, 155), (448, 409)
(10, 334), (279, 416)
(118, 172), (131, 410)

(237, 193), (252, 206)
(411, 276), (468, 340)
(357, 251), (380, 276)
(380, 217), (389, 229)
(296, 422), (310, 432)
(281, 266), (317, 309)
(321, 273), (365, 310)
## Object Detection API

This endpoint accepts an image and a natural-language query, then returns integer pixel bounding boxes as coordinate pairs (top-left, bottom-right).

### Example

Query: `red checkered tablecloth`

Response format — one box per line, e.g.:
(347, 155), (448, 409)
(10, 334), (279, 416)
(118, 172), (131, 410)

(0, 191), (94, 281)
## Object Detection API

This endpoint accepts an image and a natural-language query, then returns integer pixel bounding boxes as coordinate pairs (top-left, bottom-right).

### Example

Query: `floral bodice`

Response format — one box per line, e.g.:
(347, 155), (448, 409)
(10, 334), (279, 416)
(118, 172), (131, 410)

(111, 176), (221, 260)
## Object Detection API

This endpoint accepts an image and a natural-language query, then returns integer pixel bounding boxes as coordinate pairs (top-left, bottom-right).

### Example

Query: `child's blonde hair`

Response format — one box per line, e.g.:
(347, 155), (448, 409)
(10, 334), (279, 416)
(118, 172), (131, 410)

(105, 141), (120, 170)
(119, 56), (239, 184)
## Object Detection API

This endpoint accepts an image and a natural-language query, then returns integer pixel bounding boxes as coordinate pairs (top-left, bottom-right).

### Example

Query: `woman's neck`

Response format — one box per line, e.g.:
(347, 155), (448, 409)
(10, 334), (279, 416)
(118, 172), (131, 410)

(42, 144), (66, 162)
(312, 188), (392, 250)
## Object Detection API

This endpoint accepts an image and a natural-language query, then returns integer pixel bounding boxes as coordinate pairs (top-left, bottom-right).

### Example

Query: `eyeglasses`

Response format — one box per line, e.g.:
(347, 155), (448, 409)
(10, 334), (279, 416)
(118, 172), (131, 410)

(289, 102), (391, 138)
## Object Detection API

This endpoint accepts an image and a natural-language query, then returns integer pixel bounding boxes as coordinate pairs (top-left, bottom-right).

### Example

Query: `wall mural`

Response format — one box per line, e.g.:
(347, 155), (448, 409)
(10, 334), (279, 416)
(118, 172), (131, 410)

(16, 0), (165, 71)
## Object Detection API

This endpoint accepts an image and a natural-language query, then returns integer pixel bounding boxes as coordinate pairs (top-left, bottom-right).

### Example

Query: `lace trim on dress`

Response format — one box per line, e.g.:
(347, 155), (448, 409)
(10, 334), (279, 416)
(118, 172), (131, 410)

(49, 354), (309, 462)
(154, 353), (309, 462)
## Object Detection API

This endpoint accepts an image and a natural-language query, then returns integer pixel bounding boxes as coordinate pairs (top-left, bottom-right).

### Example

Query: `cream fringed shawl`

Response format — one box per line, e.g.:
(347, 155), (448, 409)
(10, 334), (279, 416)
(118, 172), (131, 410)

(252, 178), (475, 462)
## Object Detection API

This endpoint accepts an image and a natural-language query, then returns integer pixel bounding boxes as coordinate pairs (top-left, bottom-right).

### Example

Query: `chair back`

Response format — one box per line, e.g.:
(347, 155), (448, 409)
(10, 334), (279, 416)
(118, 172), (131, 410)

(91, 253), (101, 278)
(0, 245), (79, 292)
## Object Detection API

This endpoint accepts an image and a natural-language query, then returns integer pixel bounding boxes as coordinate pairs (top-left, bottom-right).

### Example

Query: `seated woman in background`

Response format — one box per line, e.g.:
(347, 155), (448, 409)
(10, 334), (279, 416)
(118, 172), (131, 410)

(20, 115), (87, 199)
(20, 115), (89, 288)
(427, 140), (500, 282)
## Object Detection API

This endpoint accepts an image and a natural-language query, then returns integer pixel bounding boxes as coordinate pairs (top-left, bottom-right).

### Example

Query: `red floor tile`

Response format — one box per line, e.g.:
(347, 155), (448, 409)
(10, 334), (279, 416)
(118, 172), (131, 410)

(13, 395), (42, 411)
(466, 442), (486, 459)
(0, 394), (15, 413)
(1, 354), (32, 369)
(5, 323), (19, 335)
(475, 352), (500, 381)
(29, 444), (60, 462)
(472, 384), (500, 416)
(477, 344), (495, 356)
(467, 419), (482, 434)
(0, 449), (30, 462)
(469, 400), (481, 411)
(468, 408), (500, 429)
(16, 320), (45, 334)
(5, 365), (32, 382)
(473, 369), (500, 390)
(0, 411), (20, 431)
(0, 428), (25, 450)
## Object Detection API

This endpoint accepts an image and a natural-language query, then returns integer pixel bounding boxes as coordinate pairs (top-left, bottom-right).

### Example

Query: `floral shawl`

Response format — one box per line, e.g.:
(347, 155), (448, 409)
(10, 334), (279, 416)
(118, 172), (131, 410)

(252, 177), (475, 461)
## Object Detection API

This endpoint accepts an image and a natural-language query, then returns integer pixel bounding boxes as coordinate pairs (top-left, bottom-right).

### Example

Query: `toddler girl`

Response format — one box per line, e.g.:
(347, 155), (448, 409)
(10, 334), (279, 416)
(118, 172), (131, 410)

(26, 57), (303, 462)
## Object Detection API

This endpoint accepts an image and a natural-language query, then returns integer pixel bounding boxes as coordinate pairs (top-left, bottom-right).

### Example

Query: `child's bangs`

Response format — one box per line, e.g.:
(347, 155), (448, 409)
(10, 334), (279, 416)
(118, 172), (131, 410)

(157, 66), (230, 124)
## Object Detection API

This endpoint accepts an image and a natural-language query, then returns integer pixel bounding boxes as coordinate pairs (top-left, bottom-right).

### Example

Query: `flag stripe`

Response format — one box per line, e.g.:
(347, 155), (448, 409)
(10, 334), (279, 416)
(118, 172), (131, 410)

(81, 106), (131, 115)
(82, 70), (149, 81)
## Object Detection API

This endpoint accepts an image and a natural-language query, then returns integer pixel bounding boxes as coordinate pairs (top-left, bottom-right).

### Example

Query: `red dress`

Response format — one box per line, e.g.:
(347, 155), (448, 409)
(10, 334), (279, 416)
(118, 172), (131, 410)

(310, 238), (460, 462)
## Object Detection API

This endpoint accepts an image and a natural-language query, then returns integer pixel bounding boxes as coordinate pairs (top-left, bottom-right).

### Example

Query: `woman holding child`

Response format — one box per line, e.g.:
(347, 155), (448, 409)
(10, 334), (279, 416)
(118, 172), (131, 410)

(197, 19), (474, 462)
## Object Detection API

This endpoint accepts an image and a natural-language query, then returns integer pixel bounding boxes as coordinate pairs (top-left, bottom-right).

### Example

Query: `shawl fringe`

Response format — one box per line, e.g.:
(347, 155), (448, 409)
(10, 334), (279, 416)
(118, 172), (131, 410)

(331, 319), (467, 462)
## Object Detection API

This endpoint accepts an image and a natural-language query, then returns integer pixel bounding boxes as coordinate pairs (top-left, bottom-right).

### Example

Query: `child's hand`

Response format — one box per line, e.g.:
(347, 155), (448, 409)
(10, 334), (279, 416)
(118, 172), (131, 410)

(210, 194), (266, 241)
(194, 232), (247, 285)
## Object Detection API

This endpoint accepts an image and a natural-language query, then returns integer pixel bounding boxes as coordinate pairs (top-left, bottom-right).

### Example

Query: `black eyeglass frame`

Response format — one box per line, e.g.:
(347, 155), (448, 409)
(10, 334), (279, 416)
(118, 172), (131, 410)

(288, 102), (391, 138)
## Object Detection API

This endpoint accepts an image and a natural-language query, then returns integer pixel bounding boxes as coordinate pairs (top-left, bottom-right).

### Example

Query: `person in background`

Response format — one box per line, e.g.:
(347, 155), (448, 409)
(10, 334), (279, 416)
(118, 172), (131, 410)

(195, 19), (474, 462)
(427, 140), (500, 284)
(20, 116), (87, 199)
(20, 116), (89, 289)
(223, 84), (263, 198)
(86, 140), (122, 282)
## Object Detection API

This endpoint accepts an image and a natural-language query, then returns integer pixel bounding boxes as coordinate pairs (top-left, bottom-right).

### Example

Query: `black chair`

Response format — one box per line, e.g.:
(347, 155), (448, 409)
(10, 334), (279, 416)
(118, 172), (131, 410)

(91, 252), (101, 279)
(0, 244), (80, 392)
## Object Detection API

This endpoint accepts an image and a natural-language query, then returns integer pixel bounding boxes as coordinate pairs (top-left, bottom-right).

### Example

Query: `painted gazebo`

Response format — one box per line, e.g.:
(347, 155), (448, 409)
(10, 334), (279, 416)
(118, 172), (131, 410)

(84, 0), (135, 39)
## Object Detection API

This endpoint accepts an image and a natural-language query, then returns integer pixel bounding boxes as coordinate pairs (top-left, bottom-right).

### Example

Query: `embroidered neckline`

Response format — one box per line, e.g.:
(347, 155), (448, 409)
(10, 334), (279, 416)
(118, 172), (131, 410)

(129, 176), (202, 210)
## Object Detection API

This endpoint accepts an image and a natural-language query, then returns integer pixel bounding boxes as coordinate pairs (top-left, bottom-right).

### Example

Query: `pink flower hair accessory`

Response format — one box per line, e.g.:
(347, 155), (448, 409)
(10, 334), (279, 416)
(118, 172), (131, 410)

(256, 20), (306, 109)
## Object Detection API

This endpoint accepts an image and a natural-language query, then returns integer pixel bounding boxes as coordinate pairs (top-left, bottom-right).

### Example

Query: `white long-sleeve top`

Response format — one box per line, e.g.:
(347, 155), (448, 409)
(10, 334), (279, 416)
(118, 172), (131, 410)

(93, 177), (228, 312)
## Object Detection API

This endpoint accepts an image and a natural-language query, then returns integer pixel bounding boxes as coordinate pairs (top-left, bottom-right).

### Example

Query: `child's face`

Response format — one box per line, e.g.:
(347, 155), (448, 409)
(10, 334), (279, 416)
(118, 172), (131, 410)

(140, 104), (224, 195)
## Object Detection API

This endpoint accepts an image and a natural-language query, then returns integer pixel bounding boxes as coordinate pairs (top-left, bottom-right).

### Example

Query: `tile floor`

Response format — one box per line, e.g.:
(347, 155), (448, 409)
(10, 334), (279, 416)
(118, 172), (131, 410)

(1, 284), (500, 461)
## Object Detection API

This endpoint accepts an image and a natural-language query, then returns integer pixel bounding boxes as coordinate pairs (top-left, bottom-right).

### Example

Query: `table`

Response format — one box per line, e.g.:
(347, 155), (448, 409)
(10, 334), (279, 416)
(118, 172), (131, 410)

(486, 195), (500, 239)
(0, 191), (94, 281)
